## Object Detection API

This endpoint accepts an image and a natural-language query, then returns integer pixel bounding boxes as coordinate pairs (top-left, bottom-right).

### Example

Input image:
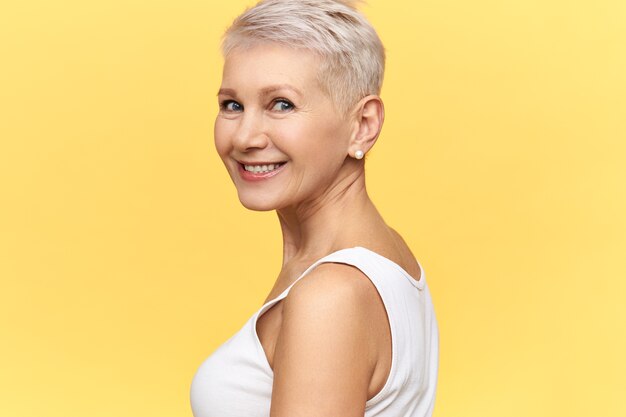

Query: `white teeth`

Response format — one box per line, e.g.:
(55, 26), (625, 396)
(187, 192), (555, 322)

(244, 163), (284, 173)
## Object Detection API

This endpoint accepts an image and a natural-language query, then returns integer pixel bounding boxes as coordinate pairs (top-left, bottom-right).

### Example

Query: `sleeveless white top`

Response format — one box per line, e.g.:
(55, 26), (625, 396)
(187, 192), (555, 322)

(190, 246), (439, 416)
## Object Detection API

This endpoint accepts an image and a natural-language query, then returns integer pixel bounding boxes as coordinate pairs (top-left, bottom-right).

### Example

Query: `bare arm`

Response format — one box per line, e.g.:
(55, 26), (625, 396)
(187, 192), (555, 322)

(269, 263), (377, 417)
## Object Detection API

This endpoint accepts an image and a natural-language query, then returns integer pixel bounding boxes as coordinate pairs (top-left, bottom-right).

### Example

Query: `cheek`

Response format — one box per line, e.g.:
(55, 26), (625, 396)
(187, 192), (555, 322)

(274, 118), (344, 156)
(311, 122), (350, 161)
(213, 118), (233, 158)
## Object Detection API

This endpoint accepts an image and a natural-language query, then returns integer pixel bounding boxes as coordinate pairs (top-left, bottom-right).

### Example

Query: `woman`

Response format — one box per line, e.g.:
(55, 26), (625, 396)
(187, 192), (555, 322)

(190, 1), (439, 416)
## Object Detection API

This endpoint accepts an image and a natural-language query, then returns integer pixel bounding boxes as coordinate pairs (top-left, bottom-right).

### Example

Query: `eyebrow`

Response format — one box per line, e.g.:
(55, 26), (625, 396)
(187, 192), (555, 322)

(217, 84), (303, 98)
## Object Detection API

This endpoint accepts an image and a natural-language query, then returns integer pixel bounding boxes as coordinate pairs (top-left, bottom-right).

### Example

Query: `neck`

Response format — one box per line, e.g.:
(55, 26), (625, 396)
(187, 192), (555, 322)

(276, 164), (387, 267)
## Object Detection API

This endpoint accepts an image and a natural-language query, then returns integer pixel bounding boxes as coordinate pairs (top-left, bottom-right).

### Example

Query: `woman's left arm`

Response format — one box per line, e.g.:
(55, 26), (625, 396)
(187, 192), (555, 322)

(269, 263), (375, 417)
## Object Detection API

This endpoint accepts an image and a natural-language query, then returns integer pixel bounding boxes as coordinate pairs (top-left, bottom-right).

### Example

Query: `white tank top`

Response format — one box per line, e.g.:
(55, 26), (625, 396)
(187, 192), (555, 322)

(190, 246), (439, 416)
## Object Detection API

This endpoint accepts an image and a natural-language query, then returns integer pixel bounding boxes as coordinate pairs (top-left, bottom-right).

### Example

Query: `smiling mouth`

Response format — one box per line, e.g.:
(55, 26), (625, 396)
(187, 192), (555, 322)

(240, 162), (287, 174)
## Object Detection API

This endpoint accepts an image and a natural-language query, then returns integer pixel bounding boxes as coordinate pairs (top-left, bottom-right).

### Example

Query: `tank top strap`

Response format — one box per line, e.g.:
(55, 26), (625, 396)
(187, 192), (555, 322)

(257, 247), (360, 309)
(325, 246), (425, 290)
(254, 246), (424, 322)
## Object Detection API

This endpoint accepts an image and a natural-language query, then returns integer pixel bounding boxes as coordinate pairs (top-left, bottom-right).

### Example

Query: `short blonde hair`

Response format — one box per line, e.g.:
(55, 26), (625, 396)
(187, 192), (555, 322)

(221, 0), (386, 115)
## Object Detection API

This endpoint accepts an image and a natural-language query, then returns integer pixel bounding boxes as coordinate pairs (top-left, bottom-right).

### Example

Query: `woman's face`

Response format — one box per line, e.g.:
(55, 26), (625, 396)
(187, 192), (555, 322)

(215, 43), (353, 211)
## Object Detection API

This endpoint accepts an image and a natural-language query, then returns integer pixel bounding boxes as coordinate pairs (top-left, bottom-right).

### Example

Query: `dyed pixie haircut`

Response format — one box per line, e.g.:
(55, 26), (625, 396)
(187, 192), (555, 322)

(221, 0), (386, 115)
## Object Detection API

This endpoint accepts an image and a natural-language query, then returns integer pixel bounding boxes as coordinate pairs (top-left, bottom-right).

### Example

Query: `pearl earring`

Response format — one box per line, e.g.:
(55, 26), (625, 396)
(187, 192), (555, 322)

(354, 150), (364, 160)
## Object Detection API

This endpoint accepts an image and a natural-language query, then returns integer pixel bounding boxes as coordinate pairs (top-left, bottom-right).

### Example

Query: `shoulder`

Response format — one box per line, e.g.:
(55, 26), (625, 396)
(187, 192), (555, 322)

(283, 261), (377, 319)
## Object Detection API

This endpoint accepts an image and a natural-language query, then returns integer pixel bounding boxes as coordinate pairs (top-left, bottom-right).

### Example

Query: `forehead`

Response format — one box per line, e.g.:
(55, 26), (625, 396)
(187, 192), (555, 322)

(220, 44), (322, 93)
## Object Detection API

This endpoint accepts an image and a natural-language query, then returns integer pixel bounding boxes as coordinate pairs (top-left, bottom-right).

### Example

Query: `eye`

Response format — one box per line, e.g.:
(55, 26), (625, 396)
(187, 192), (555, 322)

(220, 100), (243, 112)
(271, 99), (294, 112)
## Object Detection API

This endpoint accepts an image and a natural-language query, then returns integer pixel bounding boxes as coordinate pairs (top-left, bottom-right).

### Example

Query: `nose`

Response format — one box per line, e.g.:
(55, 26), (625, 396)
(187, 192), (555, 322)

(232, 111), (269, 152)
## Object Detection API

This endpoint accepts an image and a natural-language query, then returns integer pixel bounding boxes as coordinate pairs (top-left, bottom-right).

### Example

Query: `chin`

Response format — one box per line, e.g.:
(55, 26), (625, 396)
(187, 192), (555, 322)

(237, 192), (282, 212)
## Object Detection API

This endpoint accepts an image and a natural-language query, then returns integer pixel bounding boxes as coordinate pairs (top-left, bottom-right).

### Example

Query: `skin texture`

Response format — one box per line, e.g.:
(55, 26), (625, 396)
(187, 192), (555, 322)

(215, 43), (421, 416)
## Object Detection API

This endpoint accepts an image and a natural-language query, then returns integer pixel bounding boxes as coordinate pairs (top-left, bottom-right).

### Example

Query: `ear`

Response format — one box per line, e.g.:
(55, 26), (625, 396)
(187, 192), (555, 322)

(348, 95), (385, 159)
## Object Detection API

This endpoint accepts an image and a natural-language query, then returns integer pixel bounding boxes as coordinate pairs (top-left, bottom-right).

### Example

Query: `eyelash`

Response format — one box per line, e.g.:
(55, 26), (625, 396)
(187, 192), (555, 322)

(219, 100), (242, 112)
(218, 98), (296, 113)
(271, 98), (295, 112)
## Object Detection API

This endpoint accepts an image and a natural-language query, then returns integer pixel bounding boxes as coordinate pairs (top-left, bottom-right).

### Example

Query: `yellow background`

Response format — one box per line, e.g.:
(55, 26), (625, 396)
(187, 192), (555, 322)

(1, 0), (624, 416)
